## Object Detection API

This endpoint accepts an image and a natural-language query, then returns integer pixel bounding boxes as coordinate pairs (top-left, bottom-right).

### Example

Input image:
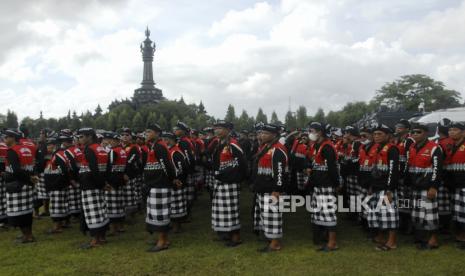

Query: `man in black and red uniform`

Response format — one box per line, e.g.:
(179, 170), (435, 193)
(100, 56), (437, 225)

(135, 131), (148, 206)
(406, 122), (442, 250)
(358, 126), (377, 231)
(191, 129), (205, 193)
(161, 131), (188, 233)
(289, 132), (310, 194)
(4, 129), (39, 243)
(120, 128), (141, 219)
(62, 130), (83, 220)
(105, 132), (127, 235)
(173, 121), (196, 216)
(308, 122), (340, 252)
(78, 128), (110, 249)
(368, 123), (400, 251)
(44, 137), (71, 234)
(211, 120), (247, 247)
(394, 119), (415, 234)
(253, 123), (288, 253)
(444, 122), (465, 249)
(340, 126), (361, 221)
(435, 118), (454, 234)
(144, 124), (177, 252)
(0, 135), (8, 228)
(202, 127), (218, 198)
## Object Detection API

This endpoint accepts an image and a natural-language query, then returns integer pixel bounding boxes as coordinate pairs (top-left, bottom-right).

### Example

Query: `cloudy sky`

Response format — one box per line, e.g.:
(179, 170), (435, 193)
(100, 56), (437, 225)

(1, 0), (464, 121)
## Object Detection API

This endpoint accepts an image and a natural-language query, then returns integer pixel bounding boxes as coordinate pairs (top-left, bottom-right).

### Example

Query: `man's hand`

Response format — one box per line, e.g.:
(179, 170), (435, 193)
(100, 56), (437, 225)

(385, 191), (393, 203)
(104, 182), (113, 191)
(427, 187), (438, 200)
(30, 176), (39, 185)
(173, 179), (183, 189)
(271, 191), (280, 200)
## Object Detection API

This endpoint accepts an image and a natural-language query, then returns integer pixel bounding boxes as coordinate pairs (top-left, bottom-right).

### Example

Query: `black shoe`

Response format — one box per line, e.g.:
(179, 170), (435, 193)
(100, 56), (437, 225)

(146, 245), (169, 253)
(225, 240), (242, 247)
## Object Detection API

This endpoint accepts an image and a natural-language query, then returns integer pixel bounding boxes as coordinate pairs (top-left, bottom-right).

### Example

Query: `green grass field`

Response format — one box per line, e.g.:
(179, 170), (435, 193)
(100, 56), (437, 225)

(0, 189), (463, 275)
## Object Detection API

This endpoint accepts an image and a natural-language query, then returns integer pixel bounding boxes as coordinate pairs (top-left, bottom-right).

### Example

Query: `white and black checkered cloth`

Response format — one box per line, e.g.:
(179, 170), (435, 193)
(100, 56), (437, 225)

(345, 175), (358, 196)
(36, 173), (49, 200)
(205, 170), (215, 190)
(367, 190), (399, 230)
(146, 187), (171, 232)
(411, 189), (439, 231)
(105, 188), (125, 219)
(81, 189), (109, 230)
(134, 176), (143, 203)
(437, 183), (451, 215)
(194, 165), (204, 186)
(0, 179), (7, 220)
(185, 174), (196, 203)
(359, 186), (369, 219)
(211, 181), (241, 232)
(49, 190), (69, 219)
(67, 183), (81, 214)
(296, 171), (308, 191)
(311, 186), (337, 227)
(253, 193), (283, 239)
(170, 187), (187, 219)
(397, 179), (412, 214)
(453, 187), (465, 224)
(123, 178), (138, 212)
(6, 184), (34, 217)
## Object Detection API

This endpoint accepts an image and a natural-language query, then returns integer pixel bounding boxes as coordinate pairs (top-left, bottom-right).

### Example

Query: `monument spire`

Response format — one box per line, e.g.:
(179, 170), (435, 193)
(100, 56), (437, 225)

(133, 26), (164, 107)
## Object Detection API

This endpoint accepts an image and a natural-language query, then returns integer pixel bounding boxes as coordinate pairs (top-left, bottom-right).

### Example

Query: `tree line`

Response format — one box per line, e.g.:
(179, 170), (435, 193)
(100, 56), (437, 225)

(1, 74), (462, 136)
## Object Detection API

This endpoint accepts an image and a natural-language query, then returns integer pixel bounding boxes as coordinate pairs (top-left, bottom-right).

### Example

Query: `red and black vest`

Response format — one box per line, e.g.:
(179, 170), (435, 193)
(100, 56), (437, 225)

(446, 139), (465, 188)
(371, 143), (399, 191)
(79, 143), (108, 190)
(144, 139), (172, 188)
(111, 146), (127, 173)
(254, 141), (288, 193)
(407, 140), (439, 189)
(0, 142), (8, 173)
(44, 150), (69, 191)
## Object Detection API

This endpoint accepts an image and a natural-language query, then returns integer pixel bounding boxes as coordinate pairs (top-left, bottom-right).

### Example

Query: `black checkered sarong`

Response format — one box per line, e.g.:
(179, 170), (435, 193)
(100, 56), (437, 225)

(134, 176), (143, 204)
(49, 190), (69, 220)
(105, 188), (125, 220)
(398, 179), (412, 214)
(185, 175), (196, 203)
(411, 190), (439, 231)
(205, 170), (215, 190)
(146, 187), (171, 232)
(311, 186), (337, 227)
(170, 187), (187, 220)
(296, 171), (308, 191)
(68, 183), (81, 214)
(359, 186), (369, 219)
(36, 173), (49, 200)
(81, 189), (109, 230)
(123, 178), (138, 212)
(345, 175), (357, 196)
(437, 183), (451, 215)
(367, 190), (399, 229)
(0, 180), (6, 221)
(253, 193), (283, 239)
(211, 181), (240, 232)
(6, 184), (34, 217)
(453, 188), (465, 225)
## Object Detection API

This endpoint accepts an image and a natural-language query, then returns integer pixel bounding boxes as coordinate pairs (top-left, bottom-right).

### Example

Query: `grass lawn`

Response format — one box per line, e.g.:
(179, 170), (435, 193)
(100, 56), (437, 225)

(0, 188), (463, 275)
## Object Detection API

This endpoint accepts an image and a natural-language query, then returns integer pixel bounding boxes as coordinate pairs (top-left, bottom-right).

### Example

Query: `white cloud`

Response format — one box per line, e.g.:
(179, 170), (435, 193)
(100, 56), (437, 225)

(0, 0), (464, 123)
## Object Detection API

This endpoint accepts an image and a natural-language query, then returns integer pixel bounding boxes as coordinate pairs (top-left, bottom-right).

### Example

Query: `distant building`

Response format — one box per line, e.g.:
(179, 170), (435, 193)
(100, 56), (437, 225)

(132, 27), (164, 107)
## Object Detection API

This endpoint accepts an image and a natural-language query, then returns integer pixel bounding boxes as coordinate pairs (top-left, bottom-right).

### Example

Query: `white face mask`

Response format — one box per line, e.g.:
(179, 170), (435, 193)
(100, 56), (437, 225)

(309, 133), (319, 142)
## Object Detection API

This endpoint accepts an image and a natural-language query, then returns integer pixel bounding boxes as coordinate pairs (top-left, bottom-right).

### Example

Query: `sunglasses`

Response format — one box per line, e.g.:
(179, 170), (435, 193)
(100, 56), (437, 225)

(411, 130), (424, 135)
(360, 134), (369, 138)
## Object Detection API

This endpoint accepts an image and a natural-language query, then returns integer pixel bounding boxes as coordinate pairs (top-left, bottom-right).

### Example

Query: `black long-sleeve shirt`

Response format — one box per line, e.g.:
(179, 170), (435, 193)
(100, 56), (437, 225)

(5, 149), (33, 184)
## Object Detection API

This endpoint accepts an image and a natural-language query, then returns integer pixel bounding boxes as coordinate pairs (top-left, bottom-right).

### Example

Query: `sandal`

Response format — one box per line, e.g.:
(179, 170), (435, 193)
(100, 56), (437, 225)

(257, 246), (281, 253)
(417, 243), (439, 250)
(225, 240), (243, 248)
(146, 245), (169, 253)
(376, 244), (396, 251)
(317, 245), (339, 252)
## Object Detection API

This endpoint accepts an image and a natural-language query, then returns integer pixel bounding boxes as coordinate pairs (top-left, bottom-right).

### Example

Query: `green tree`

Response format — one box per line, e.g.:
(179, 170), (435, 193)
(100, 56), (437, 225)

(132, 112), (144, 131)
(295, 106), (308, 128)
(118, 110), (131, 128)
(198, 101), (206, 114)
(5, 110), (18, 128)
(285, 111), (297, 130)
(224, 104), (237, 124)
(94, 104), (103, 117)
(107, 113), (118, 131)
(313, 108), (325, 123)
(158, 114), (168, 130)
(255, 108), (268, 123)
(270, 111), (279, 124)
(374, 74), (462, 111)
